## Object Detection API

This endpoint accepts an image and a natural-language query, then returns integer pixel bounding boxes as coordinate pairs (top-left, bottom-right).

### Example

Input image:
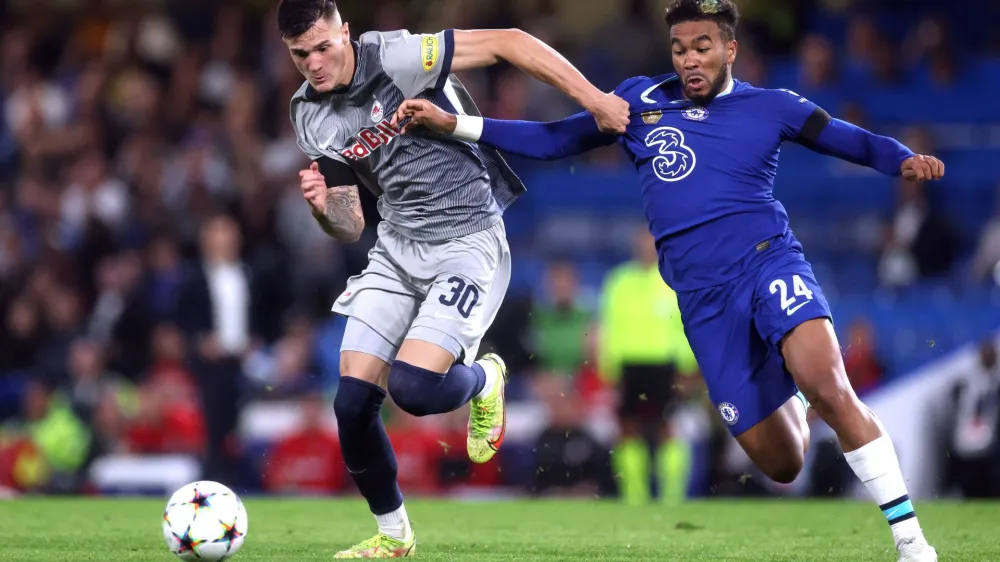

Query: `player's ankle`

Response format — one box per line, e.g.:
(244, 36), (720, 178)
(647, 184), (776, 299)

(375, 504), (411, 541)
(473, 362), (496, 400)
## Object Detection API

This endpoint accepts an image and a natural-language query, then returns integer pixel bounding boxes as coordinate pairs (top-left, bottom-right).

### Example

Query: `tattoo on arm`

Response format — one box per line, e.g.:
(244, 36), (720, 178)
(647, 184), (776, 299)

(313, 185), (364, 242)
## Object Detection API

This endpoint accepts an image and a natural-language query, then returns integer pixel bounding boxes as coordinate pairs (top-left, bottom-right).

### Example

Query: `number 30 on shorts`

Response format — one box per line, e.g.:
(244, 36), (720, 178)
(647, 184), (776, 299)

(439, 276), (480, 319)
(769, 275), (814, 316)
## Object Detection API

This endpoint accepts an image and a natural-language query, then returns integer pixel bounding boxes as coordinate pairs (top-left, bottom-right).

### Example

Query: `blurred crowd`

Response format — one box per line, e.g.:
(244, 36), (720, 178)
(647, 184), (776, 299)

(0, 0), (998, 500)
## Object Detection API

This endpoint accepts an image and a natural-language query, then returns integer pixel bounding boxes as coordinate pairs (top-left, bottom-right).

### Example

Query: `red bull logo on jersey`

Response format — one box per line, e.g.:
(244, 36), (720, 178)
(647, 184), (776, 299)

(341, 119), (400, 161)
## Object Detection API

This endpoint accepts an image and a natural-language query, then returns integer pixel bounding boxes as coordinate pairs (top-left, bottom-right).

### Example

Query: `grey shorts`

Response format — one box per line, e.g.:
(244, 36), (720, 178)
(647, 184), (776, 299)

(334, 220), (511, 366)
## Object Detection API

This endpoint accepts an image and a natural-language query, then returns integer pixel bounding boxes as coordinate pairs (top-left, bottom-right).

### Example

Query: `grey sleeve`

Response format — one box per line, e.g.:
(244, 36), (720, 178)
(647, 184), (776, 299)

(380, 29), (455, 98)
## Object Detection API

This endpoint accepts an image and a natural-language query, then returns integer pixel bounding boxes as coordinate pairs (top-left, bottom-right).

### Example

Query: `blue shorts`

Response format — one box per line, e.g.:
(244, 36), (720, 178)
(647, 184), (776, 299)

(675, 238), (832, 436)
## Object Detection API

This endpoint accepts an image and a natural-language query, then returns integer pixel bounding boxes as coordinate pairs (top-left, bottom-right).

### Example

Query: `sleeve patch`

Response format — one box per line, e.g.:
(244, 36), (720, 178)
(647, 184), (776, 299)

(422, 35), (439, 71)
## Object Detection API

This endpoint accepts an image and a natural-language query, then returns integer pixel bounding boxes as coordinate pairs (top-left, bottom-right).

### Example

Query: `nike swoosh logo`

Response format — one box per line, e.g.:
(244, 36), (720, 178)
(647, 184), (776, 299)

(433, 311), (462, 321)
(786, 301), (810, 316)
(640, 78), (675, 104)
(318, 130), (338, 150)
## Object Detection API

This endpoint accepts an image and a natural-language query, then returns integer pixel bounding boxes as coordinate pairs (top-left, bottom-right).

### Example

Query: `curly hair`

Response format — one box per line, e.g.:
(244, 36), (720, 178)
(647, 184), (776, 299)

(664, 0), (740, 41)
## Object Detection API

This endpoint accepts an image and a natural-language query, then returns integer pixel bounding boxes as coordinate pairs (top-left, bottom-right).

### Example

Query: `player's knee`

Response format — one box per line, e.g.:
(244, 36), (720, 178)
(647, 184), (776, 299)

(333, 379), (368, 432)
(762, 449), (805, 484)
(805, 378), (857, 420)
(339, 351), (390, 387)
(387, 362), (437, 417)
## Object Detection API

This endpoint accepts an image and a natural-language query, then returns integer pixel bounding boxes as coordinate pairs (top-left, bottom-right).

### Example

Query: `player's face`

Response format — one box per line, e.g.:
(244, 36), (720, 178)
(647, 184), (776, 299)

(670, 20), (737, 105)
(284, 15), (352, 93)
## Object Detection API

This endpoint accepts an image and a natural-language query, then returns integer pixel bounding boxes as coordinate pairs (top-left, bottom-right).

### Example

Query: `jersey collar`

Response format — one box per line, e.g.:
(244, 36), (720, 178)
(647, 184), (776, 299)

(716, 76), (735, 97)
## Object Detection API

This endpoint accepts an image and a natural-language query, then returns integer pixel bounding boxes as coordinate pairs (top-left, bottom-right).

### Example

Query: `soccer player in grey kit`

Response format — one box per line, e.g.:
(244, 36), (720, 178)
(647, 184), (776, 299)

(278, 0), (629, 556)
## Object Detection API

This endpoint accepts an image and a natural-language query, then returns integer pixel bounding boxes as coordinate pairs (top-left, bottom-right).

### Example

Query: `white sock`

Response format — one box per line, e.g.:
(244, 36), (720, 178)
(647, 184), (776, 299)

(844, 435), (926, 549)
(474, 362), (496, 400)
(375, 504), (412, 541)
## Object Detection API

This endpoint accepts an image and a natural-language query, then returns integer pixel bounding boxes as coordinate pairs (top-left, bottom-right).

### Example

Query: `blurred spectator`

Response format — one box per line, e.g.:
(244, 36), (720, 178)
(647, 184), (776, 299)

(60, 149), (131, 242)
(599, 229), (697, 506)
(9, 379), (91, 492)
(530, 261), (594, 379)
(941, 339), (1000, 498)
(797, 34), (837, 90)
(530, 376), (615, 498)
(63, 337), (130, 424)
(0, 298), (42, 373)
(843, 317), (885, 395)
(244, 316), (321, 398)
(263, 393), (343, 495)
(35, 287), (85, 381)
(87, 251), (153, 380)
(879, 178), (958, 287)
(127, 322), (204, 455)
(176, 214), (258, 483)
(970, 184), (1000, 285)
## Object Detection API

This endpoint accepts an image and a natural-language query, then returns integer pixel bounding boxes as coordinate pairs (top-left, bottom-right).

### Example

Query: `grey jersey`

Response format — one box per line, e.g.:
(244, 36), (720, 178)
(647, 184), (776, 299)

(291, 30), (525, 242)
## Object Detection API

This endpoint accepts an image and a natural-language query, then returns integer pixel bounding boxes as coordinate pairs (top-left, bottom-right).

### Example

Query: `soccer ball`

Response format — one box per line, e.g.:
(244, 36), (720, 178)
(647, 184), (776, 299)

(162, 481), (248, 561)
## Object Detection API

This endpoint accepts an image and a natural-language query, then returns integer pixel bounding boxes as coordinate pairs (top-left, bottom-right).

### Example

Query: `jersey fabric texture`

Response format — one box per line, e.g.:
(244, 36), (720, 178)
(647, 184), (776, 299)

(470, 74), (913, 435)
(290, 29), (525, 242)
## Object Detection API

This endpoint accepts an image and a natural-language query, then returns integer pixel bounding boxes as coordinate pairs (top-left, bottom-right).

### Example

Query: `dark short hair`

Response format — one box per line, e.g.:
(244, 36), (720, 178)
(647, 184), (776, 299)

(664, 0), (740, 42)
(277, 0), (339, 40)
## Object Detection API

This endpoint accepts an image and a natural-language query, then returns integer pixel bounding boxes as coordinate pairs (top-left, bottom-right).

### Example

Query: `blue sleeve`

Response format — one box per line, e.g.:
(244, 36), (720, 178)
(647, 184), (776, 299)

(797, 118), (915, 177)
(478, 111), (617, 161)
(768, 88), (913, 175)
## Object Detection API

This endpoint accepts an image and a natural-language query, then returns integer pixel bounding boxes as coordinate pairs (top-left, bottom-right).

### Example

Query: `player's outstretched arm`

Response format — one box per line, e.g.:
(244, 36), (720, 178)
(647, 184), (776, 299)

(299, 161), (364, 243)
(793, 109), (945, 181)
(449, 29), (629, 134)
(393, 99), (616, 160)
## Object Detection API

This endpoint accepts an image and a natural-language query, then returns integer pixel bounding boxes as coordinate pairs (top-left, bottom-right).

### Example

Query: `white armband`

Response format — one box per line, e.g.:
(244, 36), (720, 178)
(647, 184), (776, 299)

(451, 115), (484, 142)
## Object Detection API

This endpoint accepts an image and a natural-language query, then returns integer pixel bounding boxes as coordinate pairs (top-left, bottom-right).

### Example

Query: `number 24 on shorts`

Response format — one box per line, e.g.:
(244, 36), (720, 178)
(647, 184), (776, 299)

(769, 275), (814, 316)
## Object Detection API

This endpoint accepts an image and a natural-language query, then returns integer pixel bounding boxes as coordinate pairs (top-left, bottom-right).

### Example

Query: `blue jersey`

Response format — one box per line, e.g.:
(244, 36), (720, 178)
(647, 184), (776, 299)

(474, 73), (914, 291)
(615, 75), (826, 289)
(468, 73), (917, 434)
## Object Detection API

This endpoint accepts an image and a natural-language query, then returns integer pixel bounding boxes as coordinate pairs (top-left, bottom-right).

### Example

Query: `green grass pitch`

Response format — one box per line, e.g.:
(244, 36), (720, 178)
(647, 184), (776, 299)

(0, 498), (996, 561)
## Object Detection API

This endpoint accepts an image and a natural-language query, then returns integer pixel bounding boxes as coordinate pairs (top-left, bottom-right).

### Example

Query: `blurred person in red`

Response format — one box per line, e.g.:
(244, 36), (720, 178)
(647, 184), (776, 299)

(263, 392), (344, 495)
(125, 323), (205, 455)
(386, 403), (500, 496)
(843, 318), (885, 396)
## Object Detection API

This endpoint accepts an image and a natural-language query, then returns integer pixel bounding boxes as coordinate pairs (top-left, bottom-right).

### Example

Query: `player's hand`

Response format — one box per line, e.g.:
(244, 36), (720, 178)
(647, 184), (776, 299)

(299, 161), (327, 214)
(391, 99), (458, 135)
(901, 154), (945, 181)
(584, 92), (630, 134)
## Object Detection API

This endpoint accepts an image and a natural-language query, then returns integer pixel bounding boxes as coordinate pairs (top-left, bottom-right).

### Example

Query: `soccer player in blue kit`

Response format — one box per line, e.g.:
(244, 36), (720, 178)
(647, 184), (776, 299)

(394, 1), (944, 560)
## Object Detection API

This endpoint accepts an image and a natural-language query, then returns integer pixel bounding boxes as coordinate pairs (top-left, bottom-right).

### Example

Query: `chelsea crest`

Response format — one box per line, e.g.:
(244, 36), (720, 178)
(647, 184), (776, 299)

(682, 106), (708, 121)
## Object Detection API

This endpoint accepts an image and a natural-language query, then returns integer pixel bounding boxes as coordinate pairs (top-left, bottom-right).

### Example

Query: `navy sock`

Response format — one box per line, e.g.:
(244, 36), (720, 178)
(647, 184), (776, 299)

(333, 377), (403, 515)
(388, 360), (487, 417)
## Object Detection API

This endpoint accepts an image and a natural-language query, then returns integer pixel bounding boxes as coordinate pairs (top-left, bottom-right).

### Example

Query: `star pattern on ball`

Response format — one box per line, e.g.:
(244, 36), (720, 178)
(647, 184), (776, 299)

(221, 520), (243, 549)
(190, 489), (215, 511)
(176, 529), (197, 554)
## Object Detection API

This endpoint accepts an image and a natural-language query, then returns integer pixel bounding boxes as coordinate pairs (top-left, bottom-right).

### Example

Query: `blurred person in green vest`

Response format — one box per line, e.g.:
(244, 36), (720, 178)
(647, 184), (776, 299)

(599, 227), (698, 506)
(530, 261), (595, 379)
(4, 379), (92, 492)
